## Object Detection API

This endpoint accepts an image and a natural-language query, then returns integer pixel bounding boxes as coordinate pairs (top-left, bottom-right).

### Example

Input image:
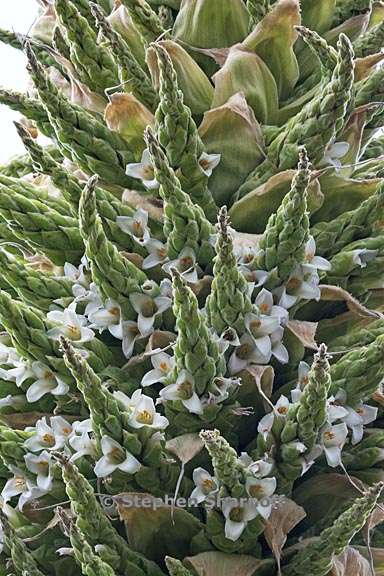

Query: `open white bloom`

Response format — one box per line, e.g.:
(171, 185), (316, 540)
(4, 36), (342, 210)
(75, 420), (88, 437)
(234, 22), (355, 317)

(255, 289), (289, 324)
(129, 293), (172, 337)
(209, 376), (241, 404)
(321, 423), (348, 467)
(278, 268), (321, 308)
(142, 239), (168, 269)
(244, 312), (280, 358)
(94, 436), (141, 478)
(245, 476), (277, 519)
(88, 299), (123, 339)
(239, 453), (274, 478)
(121, 320), (144, 358)
(5, 360), (34, 387)
(25, 416), (73, 452)
(229, 333), (270, 374)
(270, 327), (289, 364)
(291, 361), (311, 403)
(128, 393), (169, 430)
(1, 470), (47, 510)
(47, 302), (95, 343)
(198, 152), (221, 177)
(26, 362), (69, 403)
(163, 247), (199, 284)
(191, 468), (219, 504)
(160, 370), (203, 415)
(222, 497), (259, 541)
(322, 141), (350, 169)
(113, 388), (142, 414)
(0, 341), (19, 365)
(116, 208), (151, 245)
(24, 450), (53, 491)
(69, 431), (98, 462)
(141, 352), (174, 387)
(302, 237), (331, 273)
(125, 149), (159, 190)
(340, 402), (378, 444)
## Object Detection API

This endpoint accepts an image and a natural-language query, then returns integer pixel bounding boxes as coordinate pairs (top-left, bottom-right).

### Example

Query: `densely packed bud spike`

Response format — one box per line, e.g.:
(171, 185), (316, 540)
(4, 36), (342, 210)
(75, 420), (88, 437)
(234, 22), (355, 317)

(0, 151), (34, 178)
(55, 454), (164, 576)
(171, 269), (226, 396)
(254, 147), (310, 282)
(0, 510), (46, 576)
(152, 43), (217, 221)
(0, 87), (53, 138)
(206, 207), (254, 335)
(200, 429), (244, 492)
(328, 318), (384, 352)
(295, 26), (338, 75)
(330, 334), (384, 405)
(79, 176), (147, 318)
(312, 181), (384, 258)
(296, 344), (331, 451)
(57, 508), (117, 576)
(90, 3), (157, 110)
(144, 126), (214, 265)
(343, 429), (384, 470)
(54, 0), (119, 94)
(284, 482), (384, 575)
(0, 248), (73, 312)
(61, 337), (127, 446)
(0, 27), (57, 66)
(0, 426), (33, 471)
(355, 64), (384, 107)
(15, 123), (137, 251)
(157, 5), (174, 28)
(25, 43), (136, 187)
(353, 19), (384, 57)
(0, 184), (83, 265)
(120, 0), (166, 44)
(332, 0), (372, 26)
(52, 24), (71, 59)
(165, 557), (193, 576)
(246, 0), (270, 30)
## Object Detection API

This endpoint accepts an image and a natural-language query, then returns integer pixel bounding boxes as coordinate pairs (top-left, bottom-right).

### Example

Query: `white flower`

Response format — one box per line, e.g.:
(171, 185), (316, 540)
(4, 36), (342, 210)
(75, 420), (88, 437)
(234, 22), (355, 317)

(162, 247), (199, 284)
(321, 423), (348, 467)
(198, 152), (221, 177)
(209, 376), (240, 403)
(302, 237), (331, 273)
(278, 268), (321, 307)
(69, 431), (97, 462)
(25, 416), (73, 452)
(222, 497), (259, 541)
(141, 352), (174, 387)
(128, 393), (169, 430)
(26, 362), (69, 403)
(24, 450), (53, 491)
(129, 293), (172, 337)
(244, 312), (280, 358)
(341, 403), (378, 445)
(116, 208), (151, 245)
(47, 302), (95, 343)
(255, 289), (289, 324)
(88, 299), (123, 339)
(5, 360), (34, 387)
(257, 412), (275, 440)
(125, 149), (159, 190)
(94, 436), (141, 478)
(245, 476), (276, 519)
(190, 468), (219, 504)
(160, 370), (203, 415)
(323, 141), (350, 169)
(142, 239), (168, 269)
(229, 334), (270, 375)
(270, 327), (289, 364)
(1, 471), (47, 510)
(121, 320), (144, 358)
(0, 341), (19, 365)
(239, 453), (274, 478)
(113, 388), (142, 413)
(326, 394), (349, 423)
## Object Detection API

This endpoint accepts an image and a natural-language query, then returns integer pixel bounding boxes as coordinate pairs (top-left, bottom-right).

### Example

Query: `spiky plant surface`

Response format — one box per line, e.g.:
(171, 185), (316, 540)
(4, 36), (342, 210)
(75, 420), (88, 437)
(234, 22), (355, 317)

(0, 1), (383, 575)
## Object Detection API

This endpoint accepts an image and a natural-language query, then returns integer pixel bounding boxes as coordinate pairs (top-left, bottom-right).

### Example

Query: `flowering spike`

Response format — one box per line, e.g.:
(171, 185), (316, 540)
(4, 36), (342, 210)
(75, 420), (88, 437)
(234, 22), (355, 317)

(79, 176), (147, 319)
(355, 64), (384, 108)
(0, 87), (53, 138)
(0, 248), (73, 312)
(52, 23), (71, 59)
(285, 482), (384, 576)
(295, 26), (338, 75)
(57, 508), (117, 576)
(296, 344), (331, 452)
(165, 556), (193, 576)
(330, 335), (384, 405)
(329, 318), (384, 352)
(255, 147), (310, 282)
(144, 126), (214, 266)
(120, 0), (165, 44)
(171, 269), (225, 397)
(354, 19), (384, 57)
(151, 42), (218, 221)
(200, 429), (244, 492)
(90, 2), (157, 110)
(0, 426), (32, 472)
(55, 454), (164, 575)
(54, 0), (119, 94)
(206, 206), (254, 335)
(24, 42), (136, 188)
(0, 509), (46, 576)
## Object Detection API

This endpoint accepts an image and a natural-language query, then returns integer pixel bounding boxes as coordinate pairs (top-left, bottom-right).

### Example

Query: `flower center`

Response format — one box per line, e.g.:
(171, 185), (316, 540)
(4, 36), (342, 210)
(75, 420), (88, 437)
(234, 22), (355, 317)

(110, 306), (120, 318)
(133, 220), (144, 237)
(248, 484), (265, 498)
(324, 431), (335, 441)
(37, 461), (49, 472)
(160, 361), (169, 373)
(286, 277), (302, 291)
(229, 506), (244, 523)
(109, 446), (125, 464)
(67, 324), (81, 340)
(201, 478), (215, 494)
(42, 433), (55, 446)
(137, 410), (153, 425)
(15, 476), (27, 489)
(237, 343), (252, 360)
(177, 380), (193, 400)
(142, 166), (154, 180)
(277, 406), (288, 415)
(179, 257), (194, 271)
(62, 427), (72, 436)
(259, 303), (270, 313)
(141, 300), (156, 318)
